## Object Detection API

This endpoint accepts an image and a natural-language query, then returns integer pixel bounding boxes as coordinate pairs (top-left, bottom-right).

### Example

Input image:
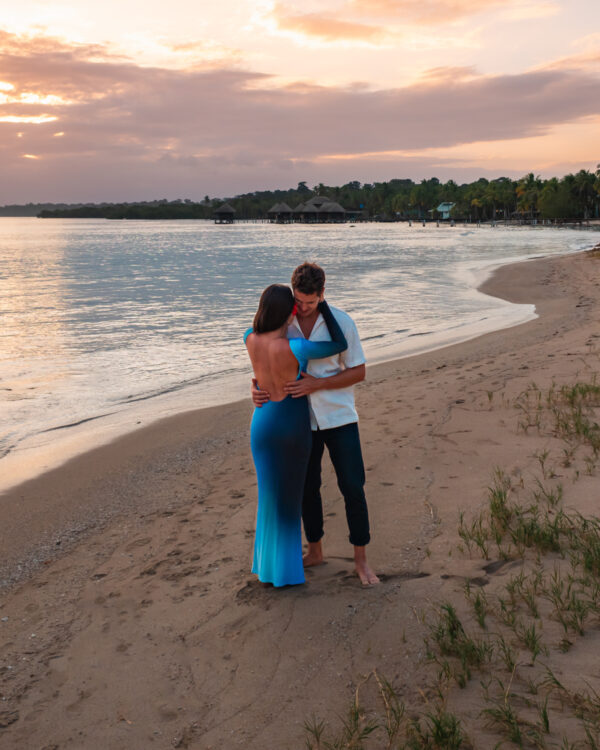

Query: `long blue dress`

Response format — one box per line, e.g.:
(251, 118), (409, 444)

(244, 302), (347, 586)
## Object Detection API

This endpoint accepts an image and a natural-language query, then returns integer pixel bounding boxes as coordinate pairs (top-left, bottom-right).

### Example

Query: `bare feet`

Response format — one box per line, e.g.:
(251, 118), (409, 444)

(303, 540), (325, 567)
(354, 546), (380, 585)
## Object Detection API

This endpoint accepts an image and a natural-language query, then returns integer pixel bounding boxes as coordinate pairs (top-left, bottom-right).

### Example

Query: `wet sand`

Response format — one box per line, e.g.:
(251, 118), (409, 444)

(1, 247), (600, 748)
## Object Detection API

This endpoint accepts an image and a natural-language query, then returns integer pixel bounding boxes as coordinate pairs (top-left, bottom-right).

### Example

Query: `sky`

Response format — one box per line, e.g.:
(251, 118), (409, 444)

(1, 0), (599, 203)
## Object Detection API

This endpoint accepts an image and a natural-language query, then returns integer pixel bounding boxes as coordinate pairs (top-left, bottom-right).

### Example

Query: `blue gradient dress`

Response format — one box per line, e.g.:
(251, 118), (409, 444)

(244, 302), (347, 586)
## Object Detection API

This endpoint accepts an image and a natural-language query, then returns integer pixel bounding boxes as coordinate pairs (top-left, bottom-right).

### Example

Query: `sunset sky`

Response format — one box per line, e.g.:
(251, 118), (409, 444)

(1, 0), (599, 202)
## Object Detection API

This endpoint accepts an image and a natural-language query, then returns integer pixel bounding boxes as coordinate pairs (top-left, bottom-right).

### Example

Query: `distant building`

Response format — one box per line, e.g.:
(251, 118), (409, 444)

(267, 202), (293, 222)
(435, 202), (456, 220)
(214, 202), (236, 224)
(268, 194), (348, 223)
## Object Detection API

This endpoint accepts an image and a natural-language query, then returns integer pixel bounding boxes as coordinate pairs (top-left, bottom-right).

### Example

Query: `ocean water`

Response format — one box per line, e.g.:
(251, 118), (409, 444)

(0, 218), (595, 492)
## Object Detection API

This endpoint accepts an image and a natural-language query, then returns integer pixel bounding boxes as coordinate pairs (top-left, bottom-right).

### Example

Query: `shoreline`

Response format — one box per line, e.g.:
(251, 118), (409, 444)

(0, 249), (592, 589)
(0, 244), (583, 500)
(1, 246), (600, 748)
(0, 247), (594, 591)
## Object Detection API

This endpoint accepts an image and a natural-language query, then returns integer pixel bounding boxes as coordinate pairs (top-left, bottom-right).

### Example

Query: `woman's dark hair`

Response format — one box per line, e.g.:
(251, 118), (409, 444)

(291, 262), (325, 295)
(253, 284), (294, 334)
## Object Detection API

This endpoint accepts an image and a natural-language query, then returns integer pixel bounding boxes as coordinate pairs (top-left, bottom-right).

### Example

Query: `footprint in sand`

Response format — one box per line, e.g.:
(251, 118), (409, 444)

(163, 566), (200, 581)
(65, 689), (92, 712)
(157, 705), (179, 722)
(376, 572), (430, 583)
(125, 537), (152, 552)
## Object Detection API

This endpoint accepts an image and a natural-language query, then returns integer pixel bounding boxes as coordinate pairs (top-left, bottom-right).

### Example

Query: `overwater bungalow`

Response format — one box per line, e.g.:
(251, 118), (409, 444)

(214, 202), (236, 224)
(267, 202), (293, 223)
(268, 194), (348, 223)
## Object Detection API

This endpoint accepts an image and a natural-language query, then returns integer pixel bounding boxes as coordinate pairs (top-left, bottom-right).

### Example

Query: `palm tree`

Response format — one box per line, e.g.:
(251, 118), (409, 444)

(516, 173), (542, 220)
(470, 197), (483, 222)
(571, 170), (597, 220)
(498, 179), (517, 220)
(484, 181), (504, 222)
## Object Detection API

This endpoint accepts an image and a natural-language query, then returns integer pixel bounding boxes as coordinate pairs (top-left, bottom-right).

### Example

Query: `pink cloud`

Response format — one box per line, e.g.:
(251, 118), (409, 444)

(1, 30), (599, 202)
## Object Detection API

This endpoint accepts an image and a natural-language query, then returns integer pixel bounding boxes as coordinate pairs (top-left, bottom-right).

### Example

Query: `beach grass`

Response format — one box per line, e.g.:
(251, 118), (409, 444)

(304, 373), (600, 747)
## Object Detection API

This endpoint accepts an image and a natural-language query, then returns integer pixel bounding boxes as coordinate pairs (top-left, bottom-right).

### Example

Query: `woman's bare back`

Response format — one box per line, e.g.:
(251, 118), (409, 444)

(245, 332), (299, 402)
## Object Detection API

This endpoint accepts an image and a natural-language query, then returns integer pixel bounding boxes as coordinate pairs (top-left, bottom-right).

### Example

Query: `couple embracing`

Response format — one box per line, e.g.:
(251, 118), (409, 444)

(244, 262), (378, 587)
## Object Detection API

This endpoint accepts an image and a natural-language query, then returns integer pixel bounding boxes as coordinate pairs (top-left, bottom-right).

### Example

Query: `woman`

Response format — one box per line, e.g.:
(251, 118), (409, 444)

(244, 284), (347, 586)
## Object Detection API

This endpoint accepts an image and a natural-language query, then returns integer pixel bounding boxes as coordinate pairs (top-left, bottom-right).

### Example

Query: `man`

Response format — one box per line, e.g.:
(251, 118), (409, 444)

(252, 262), (379, 585)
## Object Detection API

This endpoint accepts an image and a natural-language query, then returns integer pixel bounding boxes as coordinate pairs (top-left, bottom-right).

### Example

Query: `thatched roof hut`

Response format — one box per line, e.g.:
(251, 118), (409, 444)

(214, 202), (236, 224)
(304, 195), (329, 208)
(290, 196), (346, 222)
(274, 194), (352, 223)
(319, 200), (345, 215)
(267, 202), (293, 223)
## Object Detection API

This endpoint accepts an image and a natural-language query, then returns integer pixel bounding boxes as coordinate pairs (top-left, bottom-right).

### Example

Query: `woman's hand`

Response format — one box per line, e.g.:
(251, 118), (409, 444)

(251, 378), (270, 407)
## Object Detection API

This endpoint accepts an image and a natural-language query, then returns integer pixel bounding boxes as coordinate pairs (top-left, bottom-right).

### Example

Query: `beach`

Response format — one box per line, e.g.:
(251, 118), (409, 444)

(2, 247), (600, 748)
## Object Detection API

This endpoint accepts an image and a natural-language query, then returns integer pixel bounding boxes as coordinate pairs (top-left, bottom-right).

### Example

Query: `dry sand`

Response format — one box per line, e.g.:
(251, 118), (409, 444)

(1, 246), (600, 748)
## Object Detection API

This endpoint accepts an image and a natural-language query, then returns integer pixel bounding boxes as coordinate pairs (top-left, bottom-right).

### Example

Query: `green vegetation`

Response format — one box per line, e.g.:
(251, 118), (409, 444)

(2, 166), (597, 220)
(303, 670), (469, 749)
(304, 371), (600, 747)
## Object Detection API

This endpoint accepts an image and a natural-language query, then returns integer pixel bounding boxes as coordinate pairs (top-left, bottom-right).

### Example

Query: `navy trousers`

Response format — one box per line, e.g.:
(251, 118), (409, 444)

(302, 421), (371, 546)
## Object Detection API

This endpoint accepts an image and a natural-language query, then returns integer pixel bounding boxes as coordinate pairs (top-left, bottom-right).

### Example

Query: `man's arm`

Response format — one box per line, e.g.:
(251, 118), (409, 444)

(283, 364), (365, 398)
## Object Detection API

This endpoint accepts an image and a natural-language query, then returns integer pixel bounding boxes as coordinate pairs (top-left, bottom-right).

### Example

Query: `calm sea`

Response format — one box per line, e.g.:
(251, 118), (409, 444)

(0, 218), (595, 492)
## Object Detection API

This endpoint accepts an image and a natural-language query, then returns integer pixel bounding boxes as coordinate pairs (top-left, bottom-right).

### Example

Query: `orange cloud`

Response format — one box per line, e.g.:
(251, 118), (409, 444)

(268, 0), (557, 37)
(539, 38), (600, 74)
(350, 0), (556, 23)
(417, 66), (479, 84)
(0, 114), (58, 123)
(0, 30), (122, 63)
(271, 5), (386, 42)
(351, 0), (501, 23)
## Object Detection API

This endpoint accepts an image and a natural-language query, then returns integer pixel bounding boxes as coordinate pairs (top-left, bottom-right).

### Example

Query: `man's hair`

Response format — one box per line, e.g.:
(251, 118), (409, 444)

(253, 284), (294, 334)
(291, 262), (325, 295)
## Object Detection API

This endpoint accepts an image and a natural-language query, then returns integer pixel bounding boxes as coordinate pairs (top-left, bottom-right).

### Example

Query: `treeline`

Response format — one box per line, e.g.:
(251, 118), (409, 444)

(38, 199), (213, 220)
(5, 167), (600, 221)
(0, 202), (85, 217)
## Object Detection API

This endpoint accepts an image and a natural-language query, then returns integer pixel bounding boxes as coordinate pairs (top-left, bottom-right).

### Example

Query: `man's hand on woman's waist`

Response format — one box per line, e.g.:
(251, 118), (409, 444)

(283, 372), (322, 398)
(284, 364), (366, 399)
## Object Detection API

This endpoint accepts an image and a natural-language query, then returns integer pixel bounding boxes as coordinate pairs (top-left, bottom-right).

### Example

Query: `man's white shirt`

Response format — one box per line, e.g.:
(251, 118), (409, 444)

(287, 305), (366, 431)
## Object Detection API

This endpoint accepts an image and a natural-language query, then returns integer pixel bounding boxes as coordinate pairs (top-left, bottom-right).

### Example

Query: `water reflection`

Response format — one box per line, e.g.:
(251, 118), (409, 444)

(0, 218), (594, 474)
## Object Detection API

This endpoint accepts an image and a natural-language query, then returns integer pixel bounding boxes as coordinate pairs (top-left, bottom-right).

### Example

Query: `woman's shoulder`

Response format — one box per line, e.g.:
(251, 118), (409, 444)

(269, 337), (292, 354)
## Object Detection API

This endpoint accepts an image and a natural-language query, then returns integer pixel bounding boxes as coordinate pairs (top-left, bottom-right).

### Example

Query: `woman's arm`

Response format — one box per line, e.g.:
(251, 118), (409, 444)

(289, 301), (347, 362)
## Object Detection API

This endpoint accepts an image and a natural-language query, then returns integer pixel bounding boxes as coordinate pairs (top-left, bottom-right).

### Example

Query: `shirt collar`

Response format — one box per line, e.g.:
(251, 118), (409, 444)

(290, 312), (324, 339)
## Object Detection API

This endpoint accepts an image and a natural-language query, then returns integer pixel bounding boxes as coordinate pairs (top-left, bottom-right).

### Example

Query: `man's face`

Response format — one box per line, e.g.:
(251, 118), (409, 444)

(293, 289), (323, 319)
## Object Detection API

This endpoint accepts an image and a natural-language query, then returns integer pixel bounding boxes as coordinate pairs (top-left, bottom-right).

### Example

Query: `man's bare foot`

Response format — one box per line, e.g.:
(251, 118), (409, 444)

(354, 546), (380, 585)
(303, 541), (325, 567)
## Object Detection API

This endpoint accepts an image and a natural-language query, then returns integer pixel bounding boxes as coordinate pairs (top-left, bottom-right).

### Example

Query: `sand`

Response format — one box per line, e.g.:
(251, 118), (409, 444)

(1, 246), (600, 748)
